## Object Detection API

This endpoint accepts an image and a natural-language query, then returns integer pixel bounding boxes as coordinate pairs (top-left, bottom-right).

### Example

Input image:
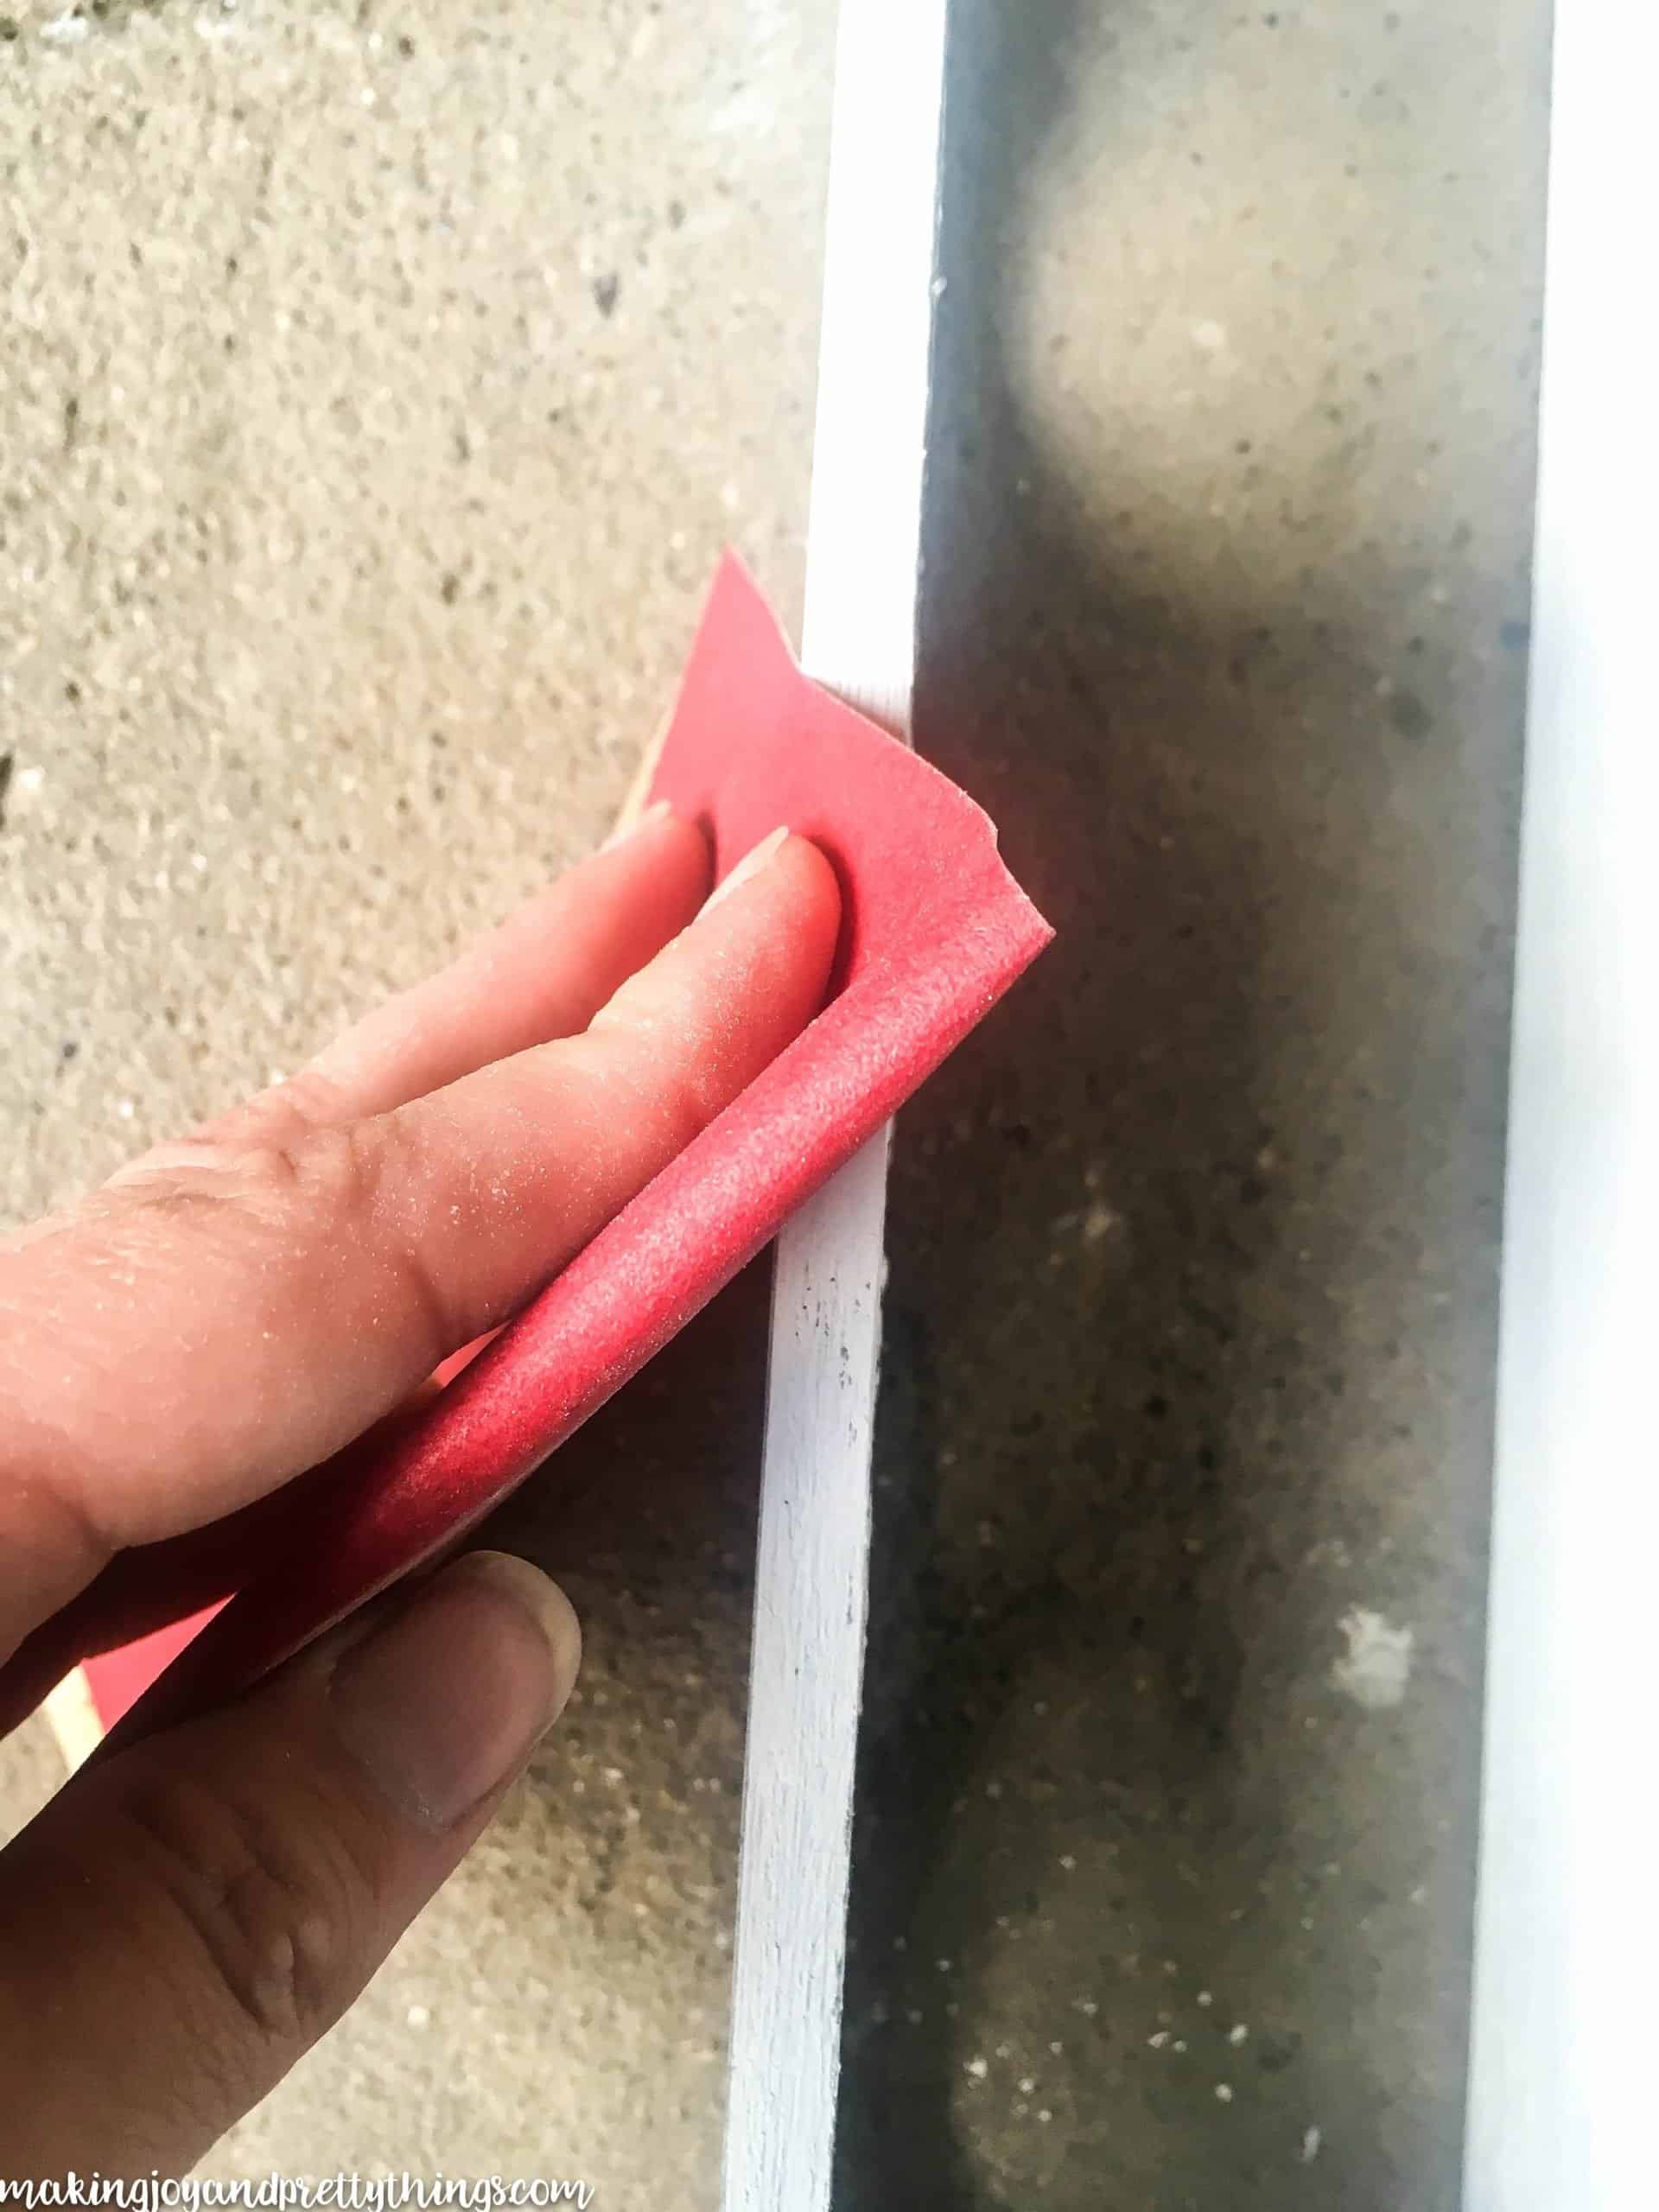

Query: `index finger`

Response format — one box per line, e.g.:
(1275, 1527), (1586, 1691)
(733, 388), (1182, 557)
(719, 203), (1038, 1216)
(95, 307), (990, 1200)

(0, 834), (840, 1659)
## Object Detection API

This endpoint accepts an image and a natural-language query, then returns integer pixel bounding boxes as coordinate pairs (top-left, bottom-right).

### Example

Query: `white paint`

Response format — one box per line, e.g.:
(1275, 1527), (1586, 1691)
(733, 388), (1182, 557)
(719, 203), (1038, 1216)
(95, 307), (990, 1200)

(719, 7), (949, 2208)
(1465, 8), (1659, 2208)
(796, 0), (949, 731)
(721, 1139), (893, 2209)
(1330, 1606), (1414, 1710)
(41, 1668), (102, 1774)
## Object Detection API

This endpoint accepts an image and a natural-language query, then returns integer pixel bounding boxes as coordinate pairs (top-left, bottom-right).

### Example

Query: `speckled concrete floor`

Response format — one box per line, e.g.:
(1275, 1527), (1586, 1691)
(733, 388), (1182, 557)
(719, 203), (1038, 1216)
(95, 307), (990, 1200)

(2, 2), (1550, 2205)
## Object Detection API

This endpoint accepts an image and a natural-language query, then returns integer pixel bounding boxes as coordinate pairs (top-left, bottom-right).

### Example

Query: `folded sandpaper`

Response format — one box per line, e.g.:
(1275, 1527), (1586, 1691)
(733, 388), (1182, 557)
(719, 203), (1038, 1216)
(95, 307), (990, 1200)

(8, 556), (1052, 1743)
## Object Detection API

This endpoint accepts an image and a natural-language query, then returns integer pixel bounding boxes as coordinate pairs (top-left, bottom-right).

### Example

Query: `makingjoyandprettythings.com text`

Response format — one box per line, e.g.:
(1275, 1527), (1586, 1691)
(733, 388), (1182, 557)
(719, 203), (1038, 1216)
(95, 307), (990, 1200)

(0, 2181), (595, 2211)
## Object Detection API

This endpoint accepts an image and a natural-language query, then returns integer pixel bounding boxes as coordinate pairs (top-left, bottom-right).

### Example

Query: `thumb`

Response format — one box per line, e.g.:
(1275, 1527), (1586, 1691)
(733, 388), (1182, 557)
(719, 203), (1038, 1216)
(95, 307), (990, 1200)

(0, 1552), (580, 2177)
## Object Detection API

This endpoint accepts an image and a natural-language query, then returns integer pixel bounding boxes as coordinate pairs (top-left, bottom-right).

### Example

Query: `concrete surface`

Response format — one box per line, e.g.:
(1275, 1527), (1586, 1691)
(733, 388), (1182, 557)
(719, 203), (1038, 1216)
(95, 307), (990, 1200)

(1, 2), (1551, 2206)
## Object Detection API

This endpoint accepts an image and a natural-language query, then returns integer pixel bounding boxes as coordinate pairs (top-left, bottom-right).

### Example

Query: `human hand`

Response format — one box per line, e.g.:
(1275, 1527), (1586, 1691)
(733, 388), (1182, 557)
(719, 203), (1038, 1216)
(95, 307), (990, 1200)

(0, 806), (840, 2175)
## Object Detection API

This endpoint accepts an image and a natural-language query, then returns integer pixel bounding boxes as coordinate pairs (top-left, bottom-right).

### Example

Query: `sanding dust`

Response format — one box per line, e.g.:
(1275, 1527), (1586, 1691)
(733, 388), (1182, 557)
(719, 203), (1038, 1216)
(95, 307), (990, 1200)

(1332, 1606), (1414, 1709)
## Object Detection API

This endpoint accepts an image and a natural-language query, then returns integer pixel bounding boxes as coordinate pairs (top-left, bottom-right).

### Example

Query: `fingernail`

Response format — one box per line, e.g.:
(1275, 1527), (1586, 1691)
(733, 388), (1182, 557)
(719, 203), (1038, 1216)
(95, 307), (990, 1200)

(330, 1552), (582, 1829)
(600, 797), (672, 854)
(701, 824), (791, 915)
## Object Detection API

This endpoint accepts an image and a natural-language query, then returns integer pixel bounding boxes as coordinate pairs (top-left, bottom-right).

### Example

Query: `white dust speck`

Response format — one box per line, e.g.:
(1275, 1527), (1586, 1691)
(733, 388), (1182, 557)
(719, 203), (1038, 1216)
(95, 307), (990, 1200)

(1059, 1853), (1077, 1871)
(406, 2004), (430, 2030)
(1147, 2031), (1170, 2050)
(964, 2056), (988, 2082)
(1049, 2041), (1064, 2056)
(17, 765), (44, 793)
(1037, 2108), (1052, 2124)
(1192, 318), (1228, 352)
(1019, 2076), (1035, 2094)
(116, 1099), (135, 1121)
(1197, 1990), (1213, 2007)
(1229, 2024), (1249, 2045)
(1216, 2082), (1234, 2103)
(1301, 2124), (1322, 2164)
(1081, 1202), (1120, 1244)
(1071, 1998), (1098, 2018)
(1332, 1606), (1414, 1708)
(41, 12), (91, 43)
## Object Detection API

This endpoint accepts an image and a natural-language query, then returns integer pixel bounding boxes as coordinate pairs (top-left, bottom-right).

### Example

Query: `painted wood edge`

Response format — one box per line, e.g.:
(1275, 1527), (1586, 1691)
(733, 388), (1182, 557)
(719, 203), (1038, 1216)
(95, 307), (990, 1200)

(41, 1666), (104, 1774)
(721, 4), (950, 2208)
(795, 6), (949, 732)
(1464, 7), (1659, 2207)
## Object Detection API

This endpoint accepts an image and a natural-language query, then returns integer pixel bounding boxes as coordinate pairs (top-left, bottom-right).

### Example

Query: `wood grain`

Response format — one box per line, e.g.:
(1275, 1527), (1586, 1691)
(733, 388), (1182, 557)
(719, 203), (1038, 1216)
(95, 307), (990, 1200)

(720, 3), (950, 2208)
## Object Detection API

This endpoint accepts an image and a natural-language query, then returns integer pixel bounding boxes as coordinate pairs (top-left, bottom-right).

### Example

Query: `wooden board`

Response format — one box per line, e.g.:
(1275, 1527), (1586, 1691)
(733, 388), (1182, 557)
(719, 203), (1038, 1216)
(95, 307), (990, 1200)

(720, 4), (950, 2207)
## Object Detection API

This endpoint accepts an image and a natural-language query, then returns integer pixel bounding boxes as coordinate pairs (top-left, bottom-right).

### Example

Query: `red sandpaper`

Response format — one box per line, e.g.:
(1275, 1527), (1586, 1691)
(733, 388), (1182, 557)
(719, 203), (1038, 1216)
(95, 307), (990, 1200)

(10, 556), (1052, 1746)
(81, 1609), (222, 1734)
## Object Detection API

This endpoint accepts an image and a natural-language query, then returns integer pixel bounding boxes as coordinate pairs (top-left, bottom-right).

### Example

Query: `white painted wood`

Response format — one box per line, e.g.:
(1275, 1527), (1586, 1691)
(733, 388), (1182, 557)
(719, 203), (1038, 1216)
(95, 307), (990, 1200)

(41, 1666), (102, 1774)
(723, 1135), (893, 2208)
(721, 3), (949, 2208)
(795, 0), (949, 731)
(1464, 8), (1659, 2208)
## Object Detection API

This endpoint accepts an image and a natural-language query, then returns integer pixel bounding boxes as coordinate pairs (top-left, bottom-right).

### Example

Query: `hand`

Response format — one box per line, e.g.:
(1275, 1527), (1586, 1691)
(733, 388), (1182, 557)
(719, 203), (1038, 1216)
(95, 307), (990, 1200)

(0, 806), (840, 2176)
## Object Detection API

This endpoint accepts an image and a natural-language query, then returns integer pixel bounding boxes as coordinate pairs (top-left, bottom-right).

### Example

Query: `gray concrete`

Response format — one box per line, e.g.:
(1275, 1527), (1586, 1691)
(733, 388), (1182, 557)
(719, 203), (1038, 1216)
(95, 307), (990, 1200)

(2, 2), (1550, 2206)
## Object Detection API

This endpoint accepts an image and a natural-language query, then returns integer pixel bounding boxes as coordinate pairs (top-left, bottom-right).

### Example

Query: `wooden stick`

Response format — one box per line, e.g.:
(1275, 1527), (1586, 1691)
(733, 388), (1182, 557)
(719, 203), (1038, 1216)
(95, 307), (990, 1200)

(720, 4), (950, 2207)
(41, 1668), (103, 1775)
(1464, 4), (1659, 2203)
